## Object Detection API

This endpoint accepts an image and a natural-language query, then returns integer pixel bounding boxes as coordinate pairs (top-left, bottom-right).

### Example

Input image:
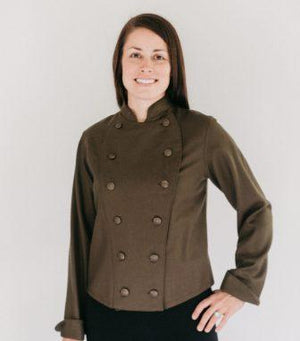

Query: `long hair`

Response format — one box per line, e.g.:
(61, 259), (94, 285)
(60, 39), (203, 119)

(112, 13), (189, 110)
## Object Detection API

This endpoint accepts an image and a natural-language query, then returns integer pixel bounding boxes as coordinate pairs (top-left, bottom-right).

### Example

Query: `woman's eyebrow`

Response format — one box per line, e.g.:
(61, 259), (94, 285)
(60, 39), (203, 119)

(127, 46), (167, 52)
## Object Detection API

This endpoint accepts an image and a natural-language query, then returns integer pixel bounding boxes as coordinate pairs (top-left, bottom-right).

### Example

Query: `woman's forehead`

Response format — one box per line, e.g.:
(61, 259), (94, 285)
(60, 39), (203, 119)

(124, 28), (168, 50)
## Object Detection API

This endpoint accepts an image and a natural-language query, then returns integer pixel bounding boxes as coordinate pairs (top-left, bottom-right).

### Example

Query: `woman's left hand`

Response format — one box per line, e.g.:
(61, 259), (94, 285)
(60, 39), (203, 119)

(191, 289), (245, 333)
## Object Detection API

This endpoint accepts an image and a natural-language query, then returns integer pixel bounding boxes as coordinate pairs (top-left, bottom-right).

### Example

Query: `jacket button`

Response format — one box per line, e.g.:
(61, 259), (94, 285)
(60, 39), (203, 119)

(107, 153), (117, 160)
(161, 118), (170, 127)
(117, 251), (126, 261)
(149, 289), (159, 297)
(149, 253), (159, 263)
(106, 182), (115, 190)
(159, 180), (169, 188)
(120, 287), (130, 296)
(163, 148), (172, 157)
(152, 216), (162, 225)
(115, 122), (123, 129)
(113, 215), (122, 224)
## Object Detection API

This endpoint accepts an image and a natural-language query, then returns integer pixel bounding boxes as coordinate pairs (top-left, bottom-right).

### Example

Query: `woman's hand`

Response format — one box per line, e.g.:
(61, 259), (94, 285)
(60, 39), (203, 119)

(191, 289), (245, 333)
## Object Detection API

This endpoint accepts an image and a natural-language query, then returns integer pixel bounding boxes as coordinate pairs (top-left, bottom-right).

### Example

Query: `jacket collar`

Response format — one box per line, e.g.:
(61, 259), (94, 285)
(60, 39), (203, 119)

(120, 95), (175, 122)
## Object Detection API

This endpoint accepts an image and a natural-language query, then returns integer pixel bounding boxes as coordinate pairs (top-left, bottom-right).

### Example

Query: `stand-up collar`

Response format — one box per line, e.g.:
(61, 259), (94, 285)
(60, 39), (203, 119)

(120, 95), (175, 122)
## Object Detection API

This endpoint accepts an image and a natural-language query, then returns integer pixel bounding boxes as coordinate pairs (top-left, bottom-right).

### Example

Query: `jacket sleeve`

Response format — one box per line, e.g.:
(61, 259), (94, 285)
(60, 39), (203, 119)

(54, 132), (96, 340)
(205, 116), (273, 305)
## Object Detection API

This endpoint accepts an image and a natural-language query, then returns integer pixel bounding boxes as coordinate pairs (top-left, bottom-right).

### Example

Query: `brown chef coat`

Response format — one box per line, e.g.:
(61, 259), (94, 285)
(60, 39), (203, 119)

(54, 95), (273, 340)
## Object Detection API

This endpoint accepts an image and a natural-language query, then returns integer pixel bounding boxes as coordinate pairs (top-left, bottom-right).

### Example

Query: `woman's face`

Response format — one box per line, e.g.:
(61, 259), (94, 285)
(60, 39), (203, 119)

(121, 28), (171, 101)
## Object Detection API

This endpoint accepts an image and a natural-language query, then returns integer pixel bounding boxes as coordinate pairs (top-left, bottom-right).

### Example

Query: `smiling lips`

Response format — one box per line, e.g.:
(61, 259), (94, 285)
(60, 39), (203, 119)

(135, 78), (158, 84)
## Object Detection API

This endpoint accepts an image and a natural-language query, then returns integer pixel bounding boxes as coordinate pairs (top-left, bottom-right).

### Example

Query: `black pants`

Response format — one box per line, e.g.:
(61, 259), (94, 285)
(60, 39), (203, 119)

(84, 287), (219, 341)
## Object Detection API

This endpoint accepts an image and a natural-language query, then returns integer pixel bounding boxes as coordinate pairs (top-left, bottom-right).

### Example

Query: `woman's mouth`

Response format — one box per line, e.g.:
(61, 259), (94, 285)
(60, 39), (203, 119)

(134, 78), (158, 85)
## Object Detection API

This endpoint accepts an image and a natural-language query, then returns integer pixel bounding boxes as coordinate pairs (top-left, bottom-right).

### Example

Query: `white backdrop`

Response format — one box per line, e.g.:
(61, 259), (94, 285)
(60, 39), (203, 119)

(1, 1), (299, 340)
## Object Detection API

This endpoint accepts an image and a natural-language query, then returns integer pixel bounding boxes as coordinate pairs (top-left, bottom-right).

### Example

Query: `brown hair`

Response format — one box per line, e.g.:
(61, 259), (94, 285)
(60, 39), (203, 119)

(112, 13), (189, 110)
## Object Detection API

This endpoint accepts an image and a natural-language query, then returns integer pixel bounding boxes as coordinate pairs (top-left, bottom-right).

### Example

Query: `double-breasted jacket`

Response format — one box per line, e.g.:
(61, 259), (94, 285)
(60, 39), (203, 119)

(54, 95), (273, 340)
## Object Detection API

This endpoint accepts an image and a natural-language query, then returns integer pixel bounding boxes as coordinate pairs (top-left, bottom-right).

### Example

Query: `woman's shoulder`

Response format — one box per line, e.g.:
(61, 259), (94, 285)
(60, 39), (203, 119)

(80, 112), (117, 141)
(175, 105), (217, 133)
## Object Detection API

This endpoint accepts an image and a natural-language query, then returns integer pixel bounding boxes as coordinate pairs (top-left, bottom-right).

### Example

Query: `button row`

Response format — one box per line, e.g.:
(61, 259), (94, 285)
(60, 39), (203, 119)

(106, 148), (172, 158)
(120, 287), (159, 298)
(111, 215), (162, 225)
(117, 251), (160, 263)
(106, 148), (172, 162)
(106, 180), (169, 191)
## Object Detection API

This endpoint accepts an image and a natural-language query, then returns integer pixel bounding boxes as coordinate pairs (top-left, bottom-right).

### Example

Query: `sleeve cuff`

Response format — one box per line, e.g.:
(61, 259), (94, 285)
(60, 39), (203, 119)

(220, 270), (260, 305)
(54, 318), (85, 340)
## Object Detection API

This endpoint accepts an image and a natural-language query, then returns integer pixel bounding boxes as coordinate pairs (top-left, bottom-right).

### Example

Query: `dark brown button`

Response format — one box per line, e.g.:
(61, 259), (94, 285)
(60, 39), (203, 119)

(115, 122), (123, 129)
(159, 180), (169, 188)
(106, 182), (115, 190)
(113, 215), (122, 224)
(152, 216), (162, 225)
(163, 148), (172, 157)
(107, 153), (116, 160)
(117, 251), (126, 261)
(149, 253), (159, 263)
(120, 287), (130, 297)
(161, 118), (170, 127)
(149, 289), (159, 297)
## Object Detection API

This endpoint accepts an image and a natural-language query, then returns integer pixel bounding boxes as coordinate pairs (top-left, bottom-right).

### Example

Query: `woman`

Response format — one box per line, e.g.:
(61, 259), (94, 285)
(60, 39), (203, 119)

(54, 13), (273, 341)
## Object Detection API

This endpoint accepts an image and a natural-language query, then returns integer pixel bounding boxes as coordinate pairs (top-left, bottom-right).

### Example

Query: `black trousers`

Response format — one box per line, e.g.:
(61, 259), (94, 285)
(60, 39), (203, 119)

(84, 287), (219, 341)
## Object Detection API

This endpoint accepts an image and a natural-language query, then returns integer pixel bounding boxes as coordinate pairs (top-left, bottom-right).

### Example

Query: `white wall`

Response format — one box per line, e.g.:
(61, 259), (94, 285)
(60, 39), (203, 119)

(0, 1), (298, 340)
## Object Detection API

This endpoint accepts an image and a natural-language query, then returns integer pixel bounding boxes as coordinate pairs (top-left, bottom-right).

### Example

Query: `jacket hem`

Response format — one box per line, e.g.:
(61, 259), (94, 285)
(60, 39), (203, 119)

(86, 279), (215, 312)
(164, 279), (215, 308)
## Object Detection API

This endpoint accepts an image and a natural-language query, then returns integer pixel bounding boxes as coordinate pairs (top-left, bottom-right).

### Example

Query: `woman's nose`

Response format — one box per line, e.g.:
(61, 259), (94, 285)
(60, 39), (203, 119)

(140, 67), (153, 73)
(140, 59), (154, 72)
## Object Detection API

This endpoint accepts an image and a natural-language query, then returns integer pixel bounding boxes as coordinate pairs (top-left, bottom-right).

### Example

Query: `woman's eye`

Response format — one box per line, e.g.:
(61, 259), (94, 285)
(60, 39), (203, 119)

(154, 55), (165, 60)
(130, 53), (140, 58)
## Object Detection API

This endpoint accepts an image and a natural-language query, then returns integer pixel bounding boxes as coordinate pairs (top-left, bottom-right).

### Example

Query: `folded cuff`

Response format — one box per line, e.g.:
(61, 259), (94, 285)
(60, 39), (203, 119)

(54, 318), (84, 340)
(220, 270), (260, 305)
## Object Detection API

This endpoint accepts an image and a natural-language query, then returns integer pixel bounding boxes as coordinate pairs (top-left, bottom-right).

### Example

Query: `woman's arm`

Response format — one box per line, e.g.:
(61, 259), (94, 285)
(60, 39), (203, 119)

(54, 132), (96, 340)
(205, 116), (273, 305)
